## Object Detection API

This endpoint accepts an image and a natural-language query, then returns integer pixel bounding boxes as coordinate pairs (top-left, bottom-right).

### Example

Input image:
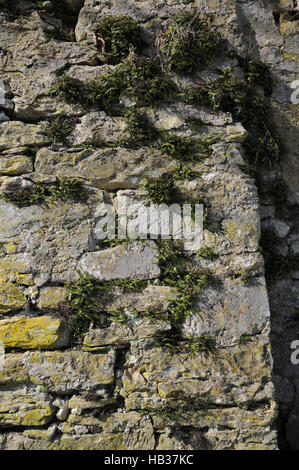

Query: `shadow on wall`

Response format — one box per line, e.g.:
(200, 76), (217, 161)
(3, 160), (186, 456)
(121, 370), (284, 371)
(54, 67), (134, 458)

(236, 0), (299, 451)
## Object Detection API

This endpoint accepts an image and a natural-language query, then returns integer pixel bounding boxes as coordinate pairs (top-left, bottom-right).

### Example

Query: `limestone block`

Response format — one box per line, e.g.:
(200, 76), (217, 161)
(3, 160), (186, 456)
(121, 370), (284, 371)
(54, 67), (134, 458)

(78, 241), (160, 280)
(0, 315), (69, 350)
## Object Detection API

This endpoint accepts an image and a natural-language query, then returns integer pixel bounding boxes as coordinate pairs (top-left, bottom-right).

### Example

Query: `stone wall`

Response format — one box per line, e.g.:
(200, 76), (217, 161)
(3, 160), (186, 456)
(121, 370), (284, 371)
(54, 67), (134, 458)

(0, 0), (297, 450)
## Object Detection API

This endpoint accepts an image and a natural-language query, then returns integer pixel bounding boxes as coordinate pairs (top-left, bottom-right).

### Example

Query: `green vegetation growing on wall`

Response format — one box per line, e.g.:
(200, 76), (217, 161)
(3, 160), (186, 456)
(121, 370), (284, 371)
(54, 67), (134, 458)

(239, 55), (273, 95)
(3, 177), (85, 207)
(52, 57), (175, 113)
(157, 11), (220, 74)
(140, 176), (176, 204)
(119, 108), (158, 147)
(179, 73), (281, 166)
(65, 274), (147, 336)
(94, 16), (143, 64)
(161, 133), (214, 162)
(45, 116), (77, 144)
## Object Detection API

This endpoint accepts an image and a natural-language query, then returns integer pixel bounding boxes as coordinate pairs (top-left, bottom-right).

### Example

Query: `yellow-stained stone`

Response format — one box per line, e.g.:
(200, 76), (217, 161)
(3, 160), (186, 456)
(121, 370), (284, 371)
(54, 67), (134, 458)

(0, 156), (33, 176)
(0, 122), (51, 151)
(15, 273), (34, 286)
(0, 315), (69, 350)
(0, 390), (56, 427)
(0, 350), (115, 391)
(0, 255), (30, 313)
(38, 287), (68, 309)
(68, 395), (116, 410)
(0, 281), (27, 313)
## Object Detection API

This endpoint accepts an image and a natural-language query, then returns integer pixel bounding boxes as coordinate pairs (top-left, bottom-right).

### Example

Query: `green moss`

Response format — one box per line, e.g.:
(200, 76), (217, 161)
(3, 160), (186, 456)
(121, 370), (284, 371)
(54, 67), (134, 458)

(2, 177), (85, 207)
(45, 116), (77, 144)
(197, 247), (219, 260)
(51, 75), (85, 106)
(173, 164), (198, 181)
(160, 134), (214, 162)
(179, 74), (281, 166)
(119, 108), (157, 147)
(152, 240), (211, 328)
(65, 273), (147, 336)
(142, 391), (215, 421)
(158, 11), (220, 74)
(188, 335), (217, 356)
(140, 176), (176, 204)
(52, 57), (175, 113)
(239, 55), (273, 95)
(238, 335), (253, 345)
(93, 16), (143, 64)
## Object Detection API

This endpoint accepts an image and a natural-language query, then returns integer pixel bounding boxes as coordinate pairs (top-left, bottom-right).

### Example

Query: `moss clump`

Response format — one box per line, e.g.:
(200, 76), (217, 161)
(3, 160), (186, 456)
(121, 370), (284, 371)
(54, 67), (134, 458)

(51, 75), (84, 106)
(65, 273), (147, 336)
(52, 57), (175, 113)
(197, 247), (219, 260)
(119, 108), (157, 147)
(173, 163), (198, 181)
(150, 240), (211, 328)
(140, 176), (176, 204)
(239, 56), (273, 95)
(142, 391), (215, 421)
(238, 335), (253, 345)
(45, 116), (77, 144)
(157, 11), (220, 74)
(152, 330), (217, 357)
(161, 133), (214, 162)
(3, 177), (85, 207)
(94, 16), (143, 64)
(188, 335), (217, 356)
(179, 74), (281, 166)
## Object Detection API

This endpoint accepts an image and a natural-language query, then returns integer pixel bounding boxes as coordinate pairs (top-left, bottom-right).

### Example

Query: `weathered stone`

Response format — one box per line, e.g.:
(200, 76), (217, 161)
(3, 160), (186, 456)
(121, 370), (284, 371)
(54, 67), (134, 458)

(0, 315), (69, 350)
(91, 285), (177, 316)
(0, 350), (115, 394)
(0, 122), (51, 151)
(78, 241), (160, 281)
(0, 156), (33, 176)
(0, 387), (55, 427)
(68, 395), (116, 411)
(182, 277), (270, 346)
(35, 146), (179, 190)
(122, 337), (274, 409)
(38, 287), (68, 310)
(84, 316), (171, 350)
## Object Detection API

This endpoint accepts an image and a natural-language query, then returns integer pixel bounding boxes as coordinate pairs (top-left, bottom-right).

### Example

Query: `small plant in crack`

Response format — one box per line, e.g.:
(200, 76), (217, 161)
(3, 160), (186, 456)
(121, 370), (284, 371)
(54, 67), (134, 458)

(44, 116), (77, 145)
(140, 176), (177, 204)
(157, 10), (220, 74)
(2, 177), (85, 207)
(93, 15), (143, 64)
(239, 55), (273, 95)
(197, 247), (219, 261)
(64, 273), (147, 336)
(238, 335), (253, 345)
(119, 107), (158, 147)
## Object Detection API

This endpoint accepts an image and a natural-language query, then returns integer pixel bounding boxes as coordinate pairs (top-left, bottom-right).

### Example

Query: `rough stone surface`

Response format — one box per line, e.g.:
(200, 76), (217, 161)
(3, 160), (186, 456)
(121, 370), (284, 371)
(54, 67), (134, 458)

(0, 0), (297, 451)
(78, 241), (161, 280)
(0, 315), (69, 350)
